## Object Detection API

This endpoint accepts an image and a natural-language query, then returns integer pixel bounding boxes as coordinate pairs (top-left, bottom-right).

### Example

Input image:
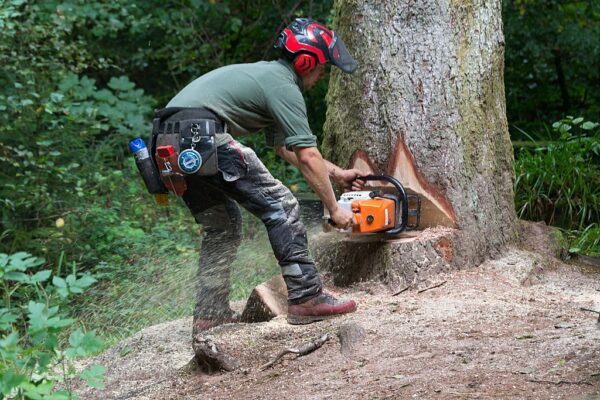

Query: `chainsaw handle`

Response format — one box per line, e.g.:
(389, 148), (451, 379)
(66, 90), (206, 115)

(356, 175), (409, 234)
(325, 214), (358, 229)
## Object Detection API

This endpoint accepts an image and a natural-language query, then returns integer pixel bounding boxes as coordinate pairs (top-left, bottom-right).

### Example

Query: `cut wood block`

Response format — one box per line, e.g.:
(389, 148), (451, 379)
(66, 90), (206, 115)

(240, 275), (288, 323)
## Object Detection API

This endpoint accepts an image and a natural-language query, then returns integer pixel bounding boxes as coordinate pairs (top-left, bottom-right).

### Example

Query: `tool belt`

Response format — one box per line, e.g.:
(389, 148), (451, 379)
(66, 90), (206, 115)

(152, 107), (222, 175)
(149, 107), (223, 196)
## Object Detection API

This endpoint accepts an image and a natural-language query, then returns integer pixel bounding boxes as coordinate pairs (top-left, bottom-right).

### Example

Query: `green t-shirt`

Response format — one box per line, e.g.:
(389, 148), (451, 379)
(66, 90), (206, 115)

(167, 59), (317, 149)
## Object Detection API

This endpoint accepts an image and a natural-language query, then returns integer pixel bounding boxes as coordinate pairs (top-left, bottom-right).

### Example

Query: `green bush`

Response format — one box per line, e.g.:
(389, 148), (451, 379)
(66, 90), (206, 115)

(0, 1), (156, 274)
(514, 116), (600, 230)
(503, 0), (600, 136)
(238, 134), (309, 192)
(0, 73), (155, 269)
(0, 252), (104, 399)
(0, 0), (297, 346)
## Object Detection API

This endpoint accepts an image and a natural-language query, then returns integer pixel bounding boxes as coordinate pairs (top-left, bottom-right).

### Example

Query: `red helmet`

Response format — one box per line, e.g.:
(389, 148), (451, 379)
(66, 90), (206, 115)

(275, 18), (357, 76)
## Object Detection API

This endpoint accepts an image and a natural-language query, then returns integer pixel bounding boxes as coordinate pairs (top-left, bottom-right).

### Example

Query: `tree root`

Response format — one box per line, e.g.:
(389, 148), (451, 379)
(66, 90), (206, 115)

(338, 322), (365, 356)
(192, 336), (240, 374)
(259, 334), (330, 371)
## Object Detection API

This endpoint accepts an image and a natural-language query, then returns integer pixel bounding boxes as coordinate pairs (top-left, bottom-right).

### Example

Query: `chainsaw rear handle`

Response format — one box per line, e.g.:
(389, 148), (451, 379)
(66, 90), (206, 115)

(355, 175), (409, 234)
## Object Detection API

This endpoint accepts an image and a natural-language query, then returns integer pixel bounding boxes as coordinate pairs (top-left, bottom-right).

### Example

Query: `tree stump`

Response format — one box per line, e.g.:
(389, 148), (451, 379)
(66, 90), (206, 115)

(311, 227), (457, 289)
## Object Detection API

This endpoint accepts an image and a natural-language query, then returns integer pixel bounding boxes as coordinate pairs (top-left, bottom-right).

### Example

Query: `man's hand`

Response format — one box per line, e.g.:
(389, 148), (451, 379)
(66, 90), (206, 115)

(333, 168), (366, 191)
(329, 206), (355, 229)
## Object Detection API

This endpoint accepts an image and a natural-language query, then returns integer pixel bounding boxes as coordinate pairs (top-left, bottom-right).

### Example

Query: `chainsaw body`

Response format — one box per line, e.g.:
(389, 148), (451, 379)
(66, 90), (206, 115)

(333, 175), (421, 235)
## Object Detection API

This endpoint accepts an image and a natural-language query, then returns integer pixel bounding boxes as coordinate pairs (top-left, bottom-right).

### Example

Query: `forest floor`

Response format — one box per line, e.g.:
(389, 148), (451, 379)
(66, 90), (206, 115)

(76, 246), (600, 400)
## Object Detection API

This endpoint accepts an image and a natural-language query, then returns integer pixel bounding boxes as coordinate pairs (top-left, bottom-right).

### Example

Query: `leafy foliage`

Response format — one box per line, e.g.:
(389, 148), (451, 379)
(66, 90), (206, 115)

(503, 0), (600, 136)
(0, 2), (337, 359)
(0, 0), (332, 271)
(0, 1), (155, 272)
(566, 223), (600, 257)
(0, 252), (103, 399)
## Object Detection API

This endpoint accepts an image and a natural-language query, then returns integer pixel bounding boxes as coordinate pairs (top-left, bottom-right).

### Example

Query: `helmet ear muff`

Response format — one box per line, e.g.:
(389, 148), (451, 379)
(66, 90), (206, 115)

(293, 53), (317, 77)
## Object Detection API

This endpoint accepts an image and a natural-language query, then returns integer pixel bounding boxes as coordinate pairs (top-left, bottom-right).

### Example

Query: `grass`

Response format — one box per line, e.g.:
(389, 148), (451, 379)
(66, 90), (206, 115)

(514, 117), (599, 258)
(565, 223), (600, 257)
(514, 117), (599, 231)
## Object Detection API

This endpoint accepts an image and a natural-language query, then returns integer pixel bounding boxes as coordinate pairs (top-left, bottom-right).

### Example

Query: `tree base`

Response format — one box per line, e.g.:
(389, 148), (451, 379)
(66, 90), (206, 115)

(311, 227), (458, 289)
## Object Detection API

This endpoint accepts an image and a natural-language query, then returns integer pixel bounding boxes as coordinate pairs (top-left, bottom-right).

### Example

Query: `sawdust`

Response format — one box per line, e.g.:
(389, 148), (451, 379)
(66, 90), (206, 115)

(77, 249), (600, 399)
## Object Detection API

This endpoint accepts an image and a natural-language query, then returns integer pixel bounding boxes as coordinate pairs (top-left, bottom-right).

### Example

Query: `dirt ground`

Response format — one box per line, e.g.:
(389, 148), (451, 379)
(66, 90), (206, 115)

(78, 248), (600, 400)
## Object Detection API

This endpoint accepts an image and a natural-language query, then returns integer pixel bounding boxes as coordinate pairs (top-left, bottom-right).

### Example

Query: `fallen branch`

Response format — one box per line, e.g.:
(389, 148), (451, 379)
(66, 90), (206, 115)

(444, 391), (484, 398)
(259, 334), (330, 371)
(418, 280), (447, 294)
(527, 379), (593, 386)
(392, 285), (412, 296)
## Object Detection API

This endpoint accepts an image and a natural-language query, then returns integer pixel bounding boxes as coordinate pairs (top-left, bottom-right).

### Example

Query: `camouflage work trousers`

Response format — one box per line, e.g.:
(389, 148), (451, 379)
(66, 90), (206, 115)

(182, 139), (323, 320)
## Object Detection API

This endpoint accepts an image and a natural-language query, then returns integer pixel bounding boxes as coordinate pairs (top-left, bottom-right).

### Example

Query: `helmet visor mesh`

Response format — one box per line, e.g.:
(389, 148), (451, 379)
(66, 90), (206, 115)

(329, 35), (357, 74)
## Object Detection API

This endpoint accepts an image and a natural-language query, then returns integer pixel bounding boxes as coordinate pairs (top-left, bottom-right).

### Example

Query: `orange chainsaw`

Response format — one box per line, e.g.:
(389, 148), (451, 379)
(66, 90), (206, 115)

(328, 175), (420, 234)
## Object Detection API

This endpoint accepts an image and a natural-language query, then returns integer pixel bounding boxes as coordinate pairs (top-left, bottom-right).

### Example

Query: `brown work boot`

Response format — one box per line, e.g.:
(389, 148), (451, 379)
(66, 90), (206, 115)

(287, 292), (357, 325)
(192, 316), (239, 335)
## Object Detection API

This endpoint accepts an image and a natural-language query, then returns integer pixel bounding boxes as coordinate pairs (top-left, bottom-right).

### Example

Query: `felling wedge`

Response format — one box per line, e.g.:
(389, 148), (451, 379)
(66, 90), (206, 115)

(326, 175), (421, 234)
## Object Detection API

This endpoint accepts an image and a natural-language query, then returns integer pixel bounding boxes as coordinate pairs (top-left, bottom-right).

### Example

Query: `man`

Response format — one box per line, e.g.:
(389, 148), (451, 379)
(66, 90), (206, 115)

(154, 18), (362, 334)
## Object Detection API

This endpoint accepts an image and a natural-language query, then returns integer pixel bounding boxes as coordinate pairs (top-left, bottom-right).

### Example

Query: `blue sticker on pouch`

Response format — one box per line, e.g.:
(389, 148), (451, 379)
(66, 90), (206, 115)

(178, 149), (203, 174)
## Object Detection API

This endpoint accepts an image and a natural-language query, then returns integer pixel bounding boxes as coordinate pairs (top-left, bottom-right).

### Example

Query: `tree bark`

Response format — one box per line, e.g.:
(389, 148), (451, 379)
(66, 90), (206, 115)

(316, 0), (517, 284)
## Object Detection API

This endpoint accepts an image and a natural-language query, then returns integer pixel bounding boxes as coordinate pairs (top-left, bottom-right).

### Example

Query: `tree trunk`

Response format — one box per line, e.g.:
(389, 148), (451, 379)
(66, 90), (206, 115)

(315, 0), (517, 287)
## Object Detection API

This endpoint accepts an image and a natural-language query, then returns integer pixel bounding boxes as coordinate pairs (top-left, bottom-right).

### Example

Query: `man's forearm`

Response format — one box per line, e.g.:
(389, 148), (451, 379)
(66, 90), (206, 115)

(276, 145), (343, 182)
(285, 147), (338, 212)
